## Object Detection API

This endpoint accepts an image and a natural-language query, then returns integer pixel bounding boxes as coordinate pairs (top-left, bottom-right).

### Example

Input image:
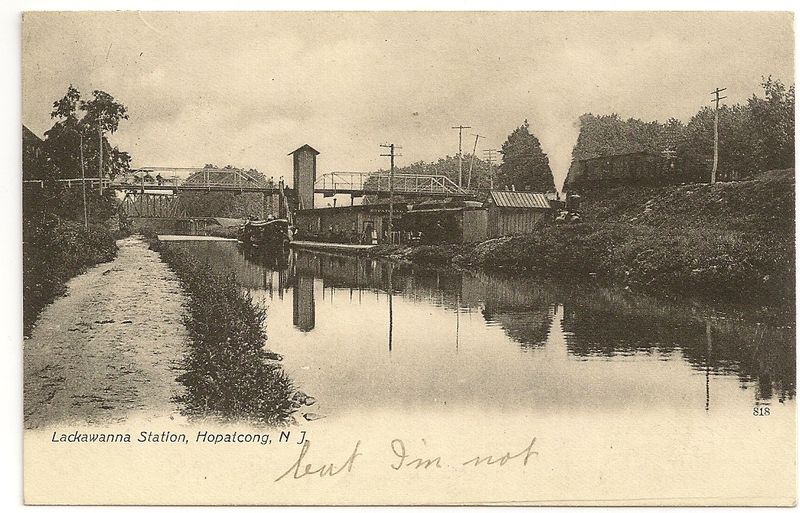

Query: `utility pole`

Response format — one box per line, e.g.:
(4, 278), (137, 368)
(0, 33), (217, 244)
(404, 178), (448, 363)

(451, 125), (471, 187)
(467, 133), (485, 190)
(710, 87), (727, 184)
(66, 126), (89, 227)
(79, 132), (88, 227)
(380, 143), (401, 244)
(98, 126), (104, 195)
(483, 148), (498, 190)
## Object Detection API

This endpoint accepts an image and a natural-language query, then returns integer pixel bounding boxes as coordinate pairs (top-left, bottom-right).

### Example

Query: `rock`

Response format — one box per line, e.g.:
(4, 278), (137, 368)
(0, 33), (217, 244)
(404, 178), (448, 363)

(302, 412), (325, 422)
(291, 391), (317, 407)
(264, 352), (283, 361)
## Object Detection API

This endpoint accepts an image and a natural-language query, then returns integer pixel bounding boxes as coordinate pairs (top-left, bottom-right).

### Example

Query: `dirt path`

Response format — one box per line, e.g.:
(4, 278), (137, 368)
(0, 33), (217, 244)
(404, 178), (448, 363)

(24, 236), (189, 429)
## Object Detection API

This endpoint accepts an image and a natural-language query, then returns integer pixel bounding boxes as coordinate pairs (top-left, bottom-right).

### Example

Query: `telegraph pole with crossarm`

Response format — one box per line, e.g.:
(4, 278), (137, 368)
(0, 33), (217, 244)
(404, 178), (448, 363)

(452, 125), (471, 188)
(710, 87), (727, 184)
(380, 143), (401, 243)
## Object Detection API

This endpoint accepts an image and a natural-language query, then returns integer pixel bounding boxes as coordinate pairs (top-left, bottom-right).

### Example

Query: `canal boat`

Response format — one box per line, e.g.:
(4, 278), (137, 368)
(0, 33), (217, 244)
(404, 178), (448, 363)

(237, 217), (292, 252)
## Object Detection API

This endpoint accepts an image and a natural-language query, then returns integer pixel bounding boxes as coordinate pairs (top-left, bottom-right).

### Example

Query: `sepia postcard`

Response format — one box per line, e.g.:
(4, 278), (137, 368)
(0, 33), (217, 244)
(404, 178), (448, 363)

(20, 10), (796, 505)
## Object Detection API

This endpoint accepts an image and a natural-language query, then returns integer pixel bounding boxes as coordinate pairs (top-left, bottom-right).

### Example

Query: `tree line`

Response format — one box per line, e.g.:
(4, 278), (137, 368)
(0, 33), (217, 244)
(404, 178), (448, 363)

(568, 77), (795, 185)
(369, 119), (557, 196)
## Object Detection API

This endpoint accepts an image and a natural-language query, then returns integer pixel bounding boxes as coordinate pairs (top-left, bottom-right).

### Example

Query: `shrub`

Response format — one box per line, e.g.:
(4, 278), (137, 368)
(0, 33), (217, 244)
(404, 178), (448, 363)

(407, 244), (462, 266)
(23, 216), (118, 334)
(156, 243), (297, 424)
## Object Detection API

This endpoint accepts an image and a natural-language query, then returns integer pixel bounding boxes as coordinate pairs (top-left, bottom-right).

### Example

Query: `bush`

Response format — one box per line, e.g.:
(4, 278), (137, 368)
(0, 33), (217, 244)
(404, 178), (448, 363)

(156, 243), (297, 424)
(23, 216), (118, 334)
(465, 221), (793, 305)
(407, 244), (462, 266)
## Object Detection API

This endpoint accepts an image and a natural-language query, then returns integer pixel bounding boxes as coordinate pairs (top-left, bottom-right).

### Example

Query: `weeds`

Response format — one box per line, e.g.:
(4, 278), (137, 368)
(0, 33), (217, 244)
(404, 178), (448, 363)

(155, 242), (297, 424)
(23, 215), (118, 335)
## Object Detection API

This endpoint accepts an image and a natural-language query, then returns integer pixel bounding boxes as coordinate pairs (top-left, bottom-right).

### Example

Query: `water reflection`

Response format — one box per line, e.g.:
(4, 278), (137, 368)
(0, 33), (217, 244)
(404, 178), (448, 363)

(171, 241), (795, 411)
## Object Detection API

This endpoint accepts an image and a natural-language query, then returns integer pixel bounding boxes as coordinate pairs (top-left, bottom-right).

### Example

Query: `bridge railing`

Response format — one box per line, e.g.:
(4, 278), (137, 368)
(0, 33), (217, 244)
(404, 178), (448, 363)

(315, 172), (474, 196)
(23, 177), (112, 189)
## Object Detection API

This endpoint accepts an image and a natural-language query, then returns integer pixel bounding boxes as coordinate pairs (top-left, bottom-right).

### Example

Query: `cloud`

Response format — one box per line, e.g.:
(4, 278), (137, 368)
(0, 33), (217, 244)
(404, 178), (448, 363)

(23, 12), (794, 189)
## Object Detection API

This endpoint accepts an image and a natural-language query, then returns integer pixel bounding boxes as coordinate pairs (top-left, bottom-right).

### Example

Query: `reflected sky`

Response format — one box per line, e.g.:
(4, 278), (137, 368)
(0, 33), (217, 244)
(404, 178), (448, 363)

(168, 240), (796, 418)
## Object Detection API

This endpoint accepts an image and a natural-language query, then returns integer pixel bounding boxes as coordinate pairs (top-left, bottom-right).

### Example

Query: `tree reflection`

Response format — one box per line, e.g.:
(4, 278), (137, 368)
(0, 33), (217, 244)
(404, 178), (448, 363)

(176, 242), (796, 405)
(561, 303), (796, 402)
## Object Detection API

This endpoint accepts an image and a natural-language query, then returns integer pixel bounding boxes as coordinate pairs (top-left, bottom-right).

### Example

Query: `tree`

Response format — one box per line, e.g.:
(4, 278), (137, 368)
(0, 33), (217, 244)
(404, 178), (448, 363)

(497, 120), (555, 192)
(566, 77), (795, 188)
(81, 89), (129, 135)
(51, 84), (81, 121)
(362, 154), (497, 204)
(678, 103), (758, 182)
(747, 76), (795, 172)
(42, 85), (131, 182)
(181, 166), (270, 218)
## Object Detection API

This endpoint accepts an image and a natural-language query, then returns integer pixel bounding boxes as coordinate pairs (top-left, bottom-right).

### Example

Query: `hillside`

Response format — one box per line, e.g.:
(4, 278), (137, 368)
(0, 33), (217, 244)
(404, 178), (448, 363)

(448, 169), (794, 309)
(580, 168), (794, 234)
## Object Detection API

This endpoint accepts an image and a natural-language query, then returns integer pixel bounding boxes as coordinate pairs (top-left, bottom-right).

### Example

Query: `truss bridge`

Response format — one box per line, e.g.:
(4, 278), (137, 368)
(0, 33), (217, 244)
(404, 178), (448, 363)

(314, 172), (476, 198)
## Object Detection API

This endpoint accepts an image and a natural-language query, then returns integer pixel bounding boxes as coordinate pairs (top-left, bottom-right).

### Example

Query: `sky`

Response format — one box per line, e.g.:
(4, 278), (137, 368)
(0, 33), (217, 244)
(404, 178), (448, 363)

(21, 11), (794, 190)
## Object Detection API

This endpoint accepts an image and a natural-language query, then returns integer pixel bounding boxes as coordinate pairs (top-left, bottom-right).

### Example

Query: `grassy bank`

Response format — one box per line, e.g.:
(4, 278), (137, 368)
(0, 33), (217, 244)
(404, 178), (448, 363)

(153, 241), (298, 424)
(23, 215), (118, 335)
(370, 169), (795, 307)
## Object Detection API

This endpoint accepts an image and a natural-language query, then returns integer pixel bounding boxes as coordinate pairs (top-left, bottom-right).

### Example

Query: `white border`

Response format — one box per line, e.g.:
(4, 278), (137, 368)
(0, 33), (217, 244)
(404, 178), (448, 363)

(2, 2), (797, 513)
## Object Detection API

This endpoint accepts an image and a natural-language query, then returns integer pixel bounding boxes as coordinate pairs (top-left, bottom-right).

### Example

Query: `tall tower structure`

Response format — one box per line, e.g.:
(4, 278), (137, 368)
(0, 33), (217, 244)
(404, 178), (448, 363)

(289, 144), (320, 211)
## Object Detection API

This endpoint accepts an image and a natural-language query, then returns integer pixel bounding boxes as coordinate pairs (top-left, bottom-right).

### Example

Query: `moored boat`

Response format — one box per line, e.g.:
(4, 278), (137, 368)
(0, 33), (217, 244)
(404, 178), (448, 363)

(237, 217), (291, 252)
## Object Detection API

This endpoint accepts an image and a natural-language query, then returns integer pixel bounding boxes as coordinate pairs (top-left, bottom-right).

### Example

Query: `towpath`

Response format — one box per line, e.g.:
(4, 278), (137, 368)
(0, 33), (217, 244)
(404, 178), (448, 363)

(24, 236), (189, 429)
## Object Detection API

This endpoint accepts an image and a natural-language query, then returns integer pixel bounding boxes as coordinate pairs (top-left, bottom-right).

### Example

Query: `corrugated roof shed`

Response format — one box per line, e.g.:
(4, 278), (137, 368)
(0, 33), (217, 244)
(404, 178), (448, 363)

(488, 191), (551, 209)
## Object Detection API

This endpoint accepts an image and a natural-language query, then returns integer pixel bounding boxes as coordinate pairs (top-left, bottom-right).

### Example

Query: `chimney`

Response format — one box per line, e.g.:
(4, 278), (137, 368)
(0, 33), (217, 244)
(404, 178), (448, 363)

(288, 145), (320, 211)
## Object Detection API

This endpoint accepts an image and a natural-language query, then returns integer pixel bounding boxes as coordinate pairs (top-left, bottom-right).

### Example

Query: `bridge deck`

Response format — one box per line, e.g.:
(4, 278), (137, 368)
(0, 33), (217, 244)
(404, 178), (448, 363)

(24, 172), (478, 197)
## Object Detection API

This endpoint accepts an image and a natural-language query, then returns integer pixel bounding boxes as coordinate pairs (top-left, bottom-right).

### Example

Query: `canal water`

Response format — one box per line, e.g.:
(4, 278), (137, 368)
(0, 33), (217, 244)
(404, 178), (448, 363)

(165, 240), (795, 421)
(164, 241), (795, 422)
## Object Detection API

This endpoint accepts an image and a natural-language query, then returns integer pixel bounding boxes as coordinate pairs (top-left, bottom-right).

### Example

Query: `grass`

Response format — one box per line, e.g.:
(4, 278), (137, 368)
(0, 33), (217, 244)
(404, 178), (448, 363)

(466, 222), (793, 305)
(153, 241), (297, 424)
(378, 169), (795, 308)
(23, 216), (118, 335)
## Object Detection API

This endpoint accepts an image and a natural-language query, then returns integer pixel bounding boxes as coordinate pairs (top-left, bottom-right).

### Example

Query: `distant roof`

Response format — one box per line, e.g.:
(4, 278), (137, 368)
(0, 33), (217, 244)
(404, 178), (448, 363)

(288, 144), (320, 156)
(22, 125), (43, 145)
(488, 191), (551, 209)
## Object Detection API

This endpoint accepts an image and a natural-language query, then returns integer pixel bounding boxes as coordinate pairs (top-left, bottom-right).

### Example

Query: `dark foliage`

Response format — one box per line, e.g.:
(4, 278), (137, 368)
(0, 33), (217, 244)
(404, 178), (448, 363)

(566, 77), (795, 188)
(498, 120), (556, 192)
(383, 169), (794, 309)
(23, 216), (118, 334)
(155, 243), (297, 424)
(23, 85), (134, 335)
(179, 166), (273, 218)
(469, 170), (795, 306)
(31, 85), (131, 182)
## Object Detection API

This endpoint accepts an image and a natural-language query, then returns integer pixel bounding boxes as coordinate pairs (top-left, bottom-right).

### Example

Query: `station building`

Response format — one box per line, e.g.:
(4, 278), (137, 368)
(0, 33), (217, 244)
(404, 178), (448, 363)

(290, 144), (555, 245)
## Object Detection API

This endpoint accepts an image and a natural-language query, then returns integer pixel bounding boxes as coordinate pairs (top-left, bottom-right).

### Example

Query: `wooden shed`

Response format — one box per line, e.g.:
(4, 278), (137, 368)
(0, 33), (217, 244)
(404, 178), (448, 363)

(485, 191), (553, 238)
